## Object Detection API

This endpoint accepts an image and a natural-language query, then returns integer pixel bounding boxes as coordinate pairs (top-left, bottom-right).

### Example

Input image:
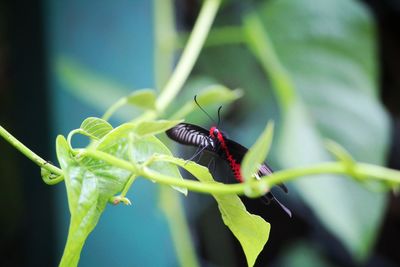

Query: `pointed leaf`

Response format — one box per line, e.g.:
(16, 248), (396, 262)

(216, 195), (270, 267)
(241, 121), (274, 180)
(154, 155), (270, 267)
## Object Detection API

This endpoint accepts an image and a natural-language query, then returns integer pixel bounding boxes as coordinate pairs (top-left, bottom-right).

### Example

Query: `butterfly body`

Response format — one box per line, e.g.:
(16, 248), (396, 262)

(209, 126), (243, 182)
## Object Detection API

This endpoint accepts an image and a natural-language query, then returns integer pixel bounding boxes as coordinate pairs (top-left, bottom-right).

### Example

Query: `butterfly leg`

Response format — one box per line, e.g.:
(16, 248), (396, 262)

(207, 157), (216, 174)
(262, 192), (292, 217)
(186, 144), (209, 163)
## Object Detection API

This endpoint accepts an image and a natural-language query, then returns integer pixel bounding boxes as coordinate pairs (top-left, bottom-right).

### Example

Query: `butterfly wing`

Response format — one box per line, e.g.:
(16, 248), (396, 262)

(166, 123), (215, 149)
(222, 138), (248, 162)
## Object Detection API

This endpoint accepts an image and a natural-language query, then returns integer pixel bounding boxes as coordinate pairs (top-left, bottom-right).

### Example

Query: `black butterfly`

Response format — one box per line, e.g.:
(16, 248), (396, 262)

(166, 122), (292, 217)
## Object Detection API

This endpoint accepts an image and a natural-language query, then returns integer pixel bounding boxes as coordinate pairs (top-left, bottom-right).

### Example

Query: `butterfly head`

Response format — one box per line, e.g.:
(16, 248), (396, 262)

(210, 126), (227, 144)
(210, 126), (219, 138)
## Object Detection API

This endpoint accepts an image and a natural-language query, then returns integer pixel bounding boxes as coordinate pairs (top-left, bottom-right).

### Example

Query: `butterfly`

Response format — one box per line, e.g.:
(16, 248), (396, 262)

(166, 122), (292, 217)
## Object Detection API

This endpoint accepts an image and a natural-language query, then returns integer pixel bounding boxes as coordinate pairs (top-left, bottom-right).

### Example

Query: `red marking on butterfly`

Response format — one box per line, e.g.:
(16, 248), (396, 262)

(210, 126), (243, 182)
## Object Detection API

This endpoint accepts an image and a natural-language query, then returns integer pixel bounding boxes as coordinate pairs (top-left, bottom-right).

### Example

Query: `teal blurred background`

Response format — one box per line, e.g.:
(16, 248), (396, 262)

(46, 1), (180, 267)
(1, 0), (400, 266)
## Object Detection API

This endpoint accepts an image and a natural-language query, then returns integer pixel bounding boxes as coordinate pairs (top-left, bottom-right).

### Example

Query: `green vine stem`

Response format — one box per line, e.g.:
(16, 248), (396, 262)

(156, 0), (221, 112)
(77, 149), (400, 196)
(243, 11), (297, 113)
(159, 186), (200, 267)
(3, 112), (399, 195)
(152, 0), (220, 267)
(3, 120), (399, 195)
(0, 125), (63, 181)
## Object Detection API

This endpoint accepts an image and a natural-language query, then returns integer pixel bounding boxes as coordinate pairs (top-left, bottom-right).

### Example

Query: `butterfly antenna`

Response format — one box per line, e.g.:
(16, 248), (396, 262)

(194, 95), (217, 124)
(217, 106), (223, 127)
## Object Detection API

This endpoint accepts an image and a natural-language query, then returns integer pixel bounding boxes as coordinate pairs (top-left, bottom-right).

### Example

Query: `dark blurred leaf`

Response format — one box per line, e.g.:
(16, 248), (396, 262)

(276, 242), (337, 267)
(250, 0), (390, 261)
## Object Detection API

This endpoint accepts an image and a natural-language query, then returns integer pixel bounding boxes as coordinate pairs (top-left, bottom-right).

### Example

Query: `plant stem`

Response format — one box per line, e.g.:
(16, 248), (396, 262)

(154, 1), (201, 263)
(154, 0), (176, 90)
(159, 187), (200, 267)
(243, 11), (296, 112)
(102, 97), (127, 121)
(0, 125), (63, 177)
(120, 174), (137, 197)
(3, 121), (400, 194)
(78, 148), (400, 196)
(156, 0), (221, 112)
(153, 2), (220, 267)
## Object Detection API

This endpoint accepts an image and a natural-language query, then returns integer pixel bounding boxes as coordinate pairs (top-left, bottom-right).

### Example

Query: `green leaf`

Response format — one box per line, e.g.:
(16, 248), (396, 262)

(171, 84), (243, 119)
(241, 121), (274, 180)
(155, 155), (270, 267)
(133, 119), (183, 137)
(216, 195), (270, 267)
(56, 135), (132, 266)
(102, 89), (157, 121)
(96, 123), (187, 195)
(80, 117), (113, 140)
(194, 85), (243, 106)
(56, 123), (188, 265)
(244, 0), (389, 261)
(126, 89), (157, 110)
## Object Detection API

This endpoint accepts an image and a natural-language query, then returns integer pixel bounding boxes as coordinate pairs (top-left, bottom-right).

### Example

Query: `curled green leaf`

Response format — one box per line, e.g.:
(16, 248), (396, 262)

(80, 117), (113, 140)
(67, 117), (114, 148)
